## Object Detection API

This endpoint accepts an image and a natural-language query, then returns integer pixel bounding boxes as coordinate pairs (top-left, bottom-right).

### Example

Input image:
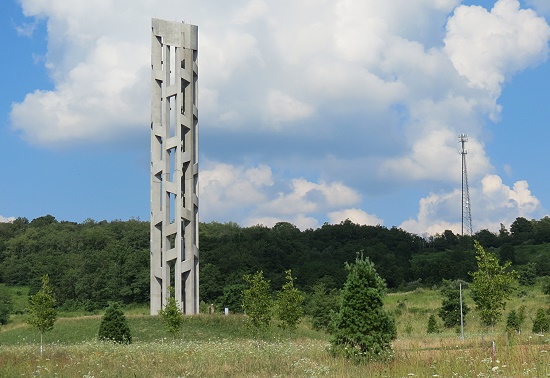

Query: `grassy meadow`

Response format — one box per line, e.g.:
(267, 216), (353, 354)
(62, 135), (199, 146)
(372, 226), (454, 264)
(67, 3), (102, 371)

(1, 284), (549, 377)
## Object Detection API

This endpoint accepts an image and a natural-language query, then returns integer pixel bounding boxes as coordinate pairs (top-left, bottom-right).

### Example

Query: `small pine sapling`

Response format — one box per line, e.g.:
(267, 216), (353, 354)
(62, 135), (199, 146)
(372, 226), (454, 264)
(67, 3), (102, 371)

(427, 314), (440, 334)
(532, 308), (550, 334)
(98, 302), (132, 344)
(330, 252), (396, 362)
(158, 287), (184, 336)
(506, 309), (520, 333)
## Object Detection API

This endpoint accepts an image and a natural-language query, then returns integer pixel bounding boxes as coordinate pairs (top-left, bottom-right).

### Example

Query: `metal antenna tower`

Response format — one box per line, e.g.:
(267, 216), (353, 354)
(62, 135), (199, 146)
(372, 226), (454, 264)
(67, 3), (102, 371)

(459, 134), (473, 236)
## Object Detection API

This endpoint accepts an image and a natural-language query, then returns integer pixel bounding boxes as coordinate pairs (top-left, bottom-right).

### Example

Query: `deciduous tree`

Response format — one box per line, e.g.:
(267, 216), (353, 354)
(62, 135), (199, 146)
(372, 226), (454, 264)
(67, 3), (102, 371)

(275, 270), (304, 330)
(27, 274), (57, 356)
(470, 241), (518, 332)
(242, 271), (273, 334)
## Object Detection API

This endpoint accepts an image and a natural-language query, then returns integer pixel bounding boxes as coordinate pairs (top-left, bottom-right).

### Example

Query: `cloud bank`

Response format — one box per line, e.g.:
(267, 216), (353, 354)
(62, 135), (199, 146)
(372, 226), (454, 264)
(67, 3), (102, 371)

(11, 0), (550, 233)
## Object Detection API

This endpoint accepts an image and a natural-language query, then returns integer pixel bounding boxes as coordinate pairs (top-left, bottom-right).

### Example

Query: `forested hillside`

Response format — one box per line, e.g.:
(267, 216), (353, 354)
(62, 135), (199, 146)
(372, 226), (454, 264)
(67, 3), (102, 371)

(1, 215), (549, 311)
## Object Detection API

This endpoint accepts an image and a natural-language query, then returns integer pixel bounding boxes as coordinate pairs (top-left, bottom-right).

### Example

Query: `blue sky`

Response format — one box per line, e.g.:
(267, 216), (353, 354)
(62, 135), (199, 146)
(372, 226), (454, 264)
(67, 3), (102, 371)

(1, 0), (549, 235)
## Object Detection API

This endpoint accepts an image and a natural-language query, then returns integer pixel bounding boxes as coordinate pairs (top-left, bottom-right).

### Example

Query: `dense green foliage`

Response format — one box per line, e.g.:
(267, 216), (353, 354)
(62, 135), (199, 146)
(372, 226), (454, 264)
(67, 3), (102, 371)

(330, 253), (396, 362)
(158, 287), (184, 335)
(438, 280), (470, 328)
(543, 278), (550, 296)
(98, 302), (132, 344)
(242, 271), (273, 333)
(506, 309), (521, 333)
(305, 282), (340, 331)
(1, 215), (550, 317)
(531, 308), (550, 334)
(275, 270), (304, 330)
(470, 241), (518, 330)
(27, 274), (57, 355)
(427, 314), (440, 334)
(27, 275), (57, 336)
(0, 216), (148, 311)
(0, 286), (13, 325)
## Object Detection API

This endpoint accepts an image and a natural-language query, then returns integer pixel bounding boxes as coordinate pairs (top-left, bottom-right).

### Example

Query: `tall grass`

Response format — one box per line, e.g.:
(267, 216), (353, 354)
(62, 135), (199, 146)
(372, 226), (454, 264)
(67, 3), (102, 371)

(0, 333), (548, 377)
(1, 286), (549, 377)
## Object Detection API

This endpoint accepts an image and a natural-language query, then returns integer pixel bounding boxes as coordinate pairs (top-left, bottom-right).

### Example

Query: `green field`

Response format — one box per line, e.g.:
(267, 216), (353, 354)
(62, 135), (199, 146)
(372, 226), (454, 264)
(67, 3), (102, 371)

(1, 285), (549, 377)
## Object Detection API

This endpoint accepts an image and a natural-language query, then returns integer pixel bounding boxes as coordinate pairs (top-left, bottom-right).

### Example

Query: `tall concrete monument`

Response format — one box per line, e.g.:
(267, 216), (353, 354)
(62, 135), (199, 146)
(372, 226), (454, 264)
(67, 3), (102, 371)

(150, 19), (199, 315)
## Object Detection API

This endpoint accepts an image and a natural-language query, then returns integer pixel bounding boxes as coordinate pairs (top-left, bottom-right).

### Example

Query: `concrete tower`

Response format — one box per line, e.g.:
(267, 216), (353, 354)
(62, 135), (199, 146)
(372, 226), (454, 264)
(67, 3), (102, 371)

(150, 19), (199, 315)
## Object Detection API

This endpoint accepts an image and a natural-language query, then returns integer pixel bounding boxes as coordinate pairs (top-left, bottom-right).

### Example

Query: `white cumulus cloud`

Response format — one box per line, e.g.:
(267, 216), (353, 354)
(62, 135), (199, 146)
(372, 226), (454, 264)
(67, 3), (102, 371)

(10, 0), (550, 234)
(400, 174), (543, 235)
(445, 0), (550, 96)
(328, 208), (384, 226)
(0, 215), (16, 223)
(199, 162), (363, 230)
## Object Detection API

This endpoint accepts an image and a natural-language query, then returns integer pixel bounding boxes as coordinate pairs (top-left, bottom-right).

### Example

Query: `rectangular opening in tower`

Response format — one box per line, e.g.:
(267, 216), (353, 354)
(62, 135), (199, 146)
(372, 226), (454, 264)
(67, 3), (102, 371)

(194, 207), (198, 244)
(168, 147), (176, 182)
(156, 135), (163, 161)
(181, 221), (186, 261)
(193, 72), (198, 106)
(169, 261), (175, 295)
(169, 96), (176, 138)
(156, 276), (163, 308)
(169, 192), (175, 224)
(181, 124), (189, 150)
(182, 271), (190, 313)
(169, 45), (176, 86)
(181, 78), (188, 116)
(166, 233), (175, 250)
(194, 256), (199, 312)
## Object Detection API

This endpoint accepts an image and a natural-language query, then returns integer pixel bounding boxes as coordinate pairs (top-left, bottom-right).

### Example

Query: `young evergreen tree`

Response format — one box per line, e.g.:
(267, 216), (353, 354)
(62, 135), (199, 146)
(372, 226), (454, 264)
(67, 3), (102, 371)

(542, 278), (550, 296)
(275, 270), (304, 330)
(532, 308), (550, 334)
(98, 302), (132, 344)
(242, 271), (273, 334)
(27, 274), (57, 356)
(0, 286), (14, 326)
(470, 241), (518, 332)
(427, 314), (440, 334)
(438, 280), (469, 328)
(158, 287), (184, 336)
(307, 282), (340, 332)
(506, 309), (521, 333)
(330, 253), (396, 362)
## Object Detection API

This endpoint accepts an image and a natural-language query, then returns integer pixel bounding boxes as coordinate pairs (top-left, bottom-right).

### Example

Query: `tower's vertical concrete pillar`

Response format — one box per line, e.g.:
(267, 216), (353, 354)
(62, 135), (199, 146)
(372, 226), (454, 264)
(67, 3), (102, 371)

(150, 19), (199, 315)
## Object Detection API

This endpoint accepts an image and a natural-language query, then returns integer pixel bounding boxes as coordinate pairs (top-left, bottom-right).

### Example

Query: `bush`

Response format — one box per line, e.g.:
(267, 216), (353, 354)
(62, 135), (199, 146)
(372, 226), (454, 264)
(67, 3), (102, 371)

(98, 302), (132, 344)
(427, 314), (440, 334)
(158, 287), (184, 335)
(439, 280), (469, 328)
(242, 271), (273, 334)
(0, 287), (14, 325)
(542, 278), (550, 296)
(275, 270), (304, 330)
(532, 308), (550, 334)
(506, 309), (520, 333)
(306, 282), (340, 331)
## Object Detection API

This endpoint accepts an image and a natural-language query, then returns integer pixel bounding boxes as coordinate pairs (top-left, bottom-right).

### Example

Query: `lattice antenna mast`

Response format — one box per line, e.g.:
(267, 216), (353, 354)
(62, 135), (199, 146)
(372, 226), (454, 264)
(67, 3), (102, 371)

(459, 134), (473, 236)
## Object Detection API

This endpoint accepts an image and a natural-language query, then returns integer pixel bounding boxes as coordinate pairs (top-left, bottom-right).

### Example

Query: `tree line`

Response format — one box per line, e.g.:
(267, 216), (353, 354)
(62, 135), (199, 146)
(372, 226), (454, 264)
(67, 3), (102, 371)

(1, 214), (549, 312)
